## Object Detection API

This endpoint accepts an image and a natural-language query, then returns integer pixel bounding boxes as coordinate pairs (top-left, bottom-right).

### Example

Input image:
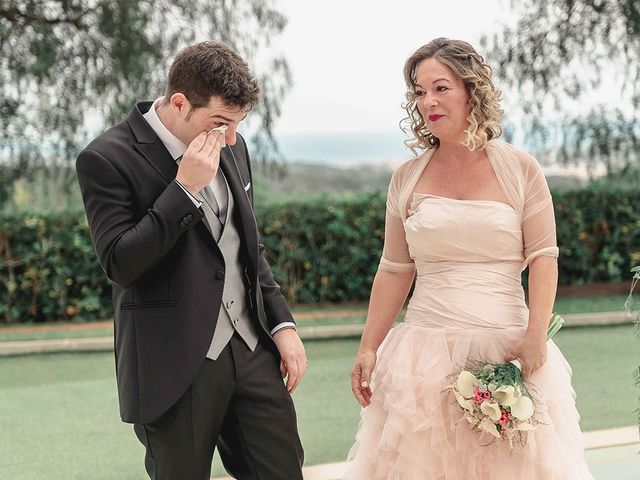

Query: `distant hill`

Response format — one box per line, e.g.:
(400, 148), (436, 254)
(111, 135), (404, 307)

(253, 162), (586, 204)
(252, 162), (393, 203)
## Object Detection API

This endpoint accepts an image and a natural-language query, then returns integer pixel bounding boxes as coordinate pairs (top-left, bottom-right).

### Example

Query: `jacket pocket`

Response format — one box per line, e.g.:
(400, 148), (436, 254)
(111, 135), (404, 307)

(121, 301), (176, 310)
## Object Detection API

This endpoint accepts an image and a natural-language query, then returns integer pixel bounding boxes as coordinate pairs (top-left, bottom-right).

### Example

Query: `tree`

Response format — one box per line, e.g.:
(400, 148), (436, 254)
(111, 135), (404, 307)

(481, 0), (640, 174)
(0, 0), (291, 204)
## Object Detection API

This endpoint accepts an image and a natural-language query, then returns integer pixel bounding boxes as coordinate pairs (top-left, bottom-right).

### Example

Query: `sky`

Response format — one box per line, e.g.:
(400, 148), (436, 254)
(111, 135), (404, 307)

(271, 0), (512, 136)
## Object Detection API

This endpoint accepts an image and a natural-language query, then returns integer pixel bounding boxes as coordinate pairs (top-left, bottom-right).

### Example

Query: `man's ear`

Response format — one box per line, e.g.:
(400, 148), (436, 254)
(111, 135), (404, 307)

(170, 93), (190, 114)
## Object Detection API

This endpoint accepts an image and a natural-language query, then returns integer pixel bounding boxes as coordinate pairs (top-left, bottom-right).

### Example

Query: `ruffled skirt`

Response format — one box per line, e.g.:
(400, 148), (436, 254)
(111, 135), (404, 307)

(343, 323), (594, 479)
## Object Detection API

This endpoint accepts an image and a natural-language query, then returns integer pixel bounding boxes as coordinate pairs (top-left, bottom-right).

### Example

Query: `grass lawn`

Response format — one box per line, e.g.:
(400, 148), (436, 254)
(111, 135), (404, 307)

(0, 327), (114, 342)
(552, 295), (630, 315)
(0, 325), (637, 479)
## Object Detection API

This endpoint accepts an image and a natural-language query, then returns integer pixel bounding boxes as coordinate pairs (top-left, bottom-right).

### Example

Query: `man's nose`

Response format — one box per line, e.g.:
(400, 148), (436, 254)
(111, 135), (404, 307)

(225, 127), (237, 146)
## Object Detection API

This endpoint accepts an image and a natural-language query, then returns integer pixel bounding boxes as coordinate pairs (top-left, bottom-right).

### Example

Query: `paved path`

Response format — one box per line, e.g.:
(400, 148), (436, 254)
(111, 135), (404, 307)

(209, 426), (639, 480)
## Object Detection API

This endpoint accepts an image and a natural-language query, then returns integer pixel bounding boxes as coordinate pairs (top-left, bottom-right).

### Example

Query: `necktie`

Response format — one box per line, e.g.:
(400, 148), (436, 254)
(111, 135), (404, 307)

(198, 185), (225, 237)
(176, 155), (227, 235)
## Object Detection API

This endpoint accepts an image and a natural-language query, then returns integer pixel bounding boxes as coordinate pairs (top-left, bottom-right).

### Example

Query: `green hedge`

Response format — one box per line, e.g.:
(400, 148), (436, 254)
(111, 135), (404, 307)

(0, 211), (112, 323)
(553, 186), (640, 284)
(257, 192), (386, 304)
(1, 188), (639, 323)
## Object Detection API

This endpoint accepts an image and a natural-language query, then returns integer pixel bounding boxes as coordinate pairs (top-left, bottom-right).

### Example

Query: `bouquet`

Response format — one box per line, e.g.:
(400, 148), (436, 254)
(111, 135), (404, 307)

(445, 313), (565, 446)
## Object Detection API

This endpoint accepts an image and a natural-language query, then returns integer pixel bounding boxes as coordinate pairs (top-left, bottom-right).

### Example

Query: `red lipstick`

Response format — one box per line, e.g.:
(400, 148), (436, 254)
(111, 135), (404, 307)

(428, 114), (444, 122)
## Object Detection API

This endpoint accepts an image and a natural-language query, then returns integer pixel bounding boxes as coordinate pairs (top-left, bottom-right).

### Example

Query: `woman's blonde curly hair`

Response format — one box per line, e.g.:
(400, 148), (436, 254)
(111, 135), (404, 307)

(401, 38), (503, 153)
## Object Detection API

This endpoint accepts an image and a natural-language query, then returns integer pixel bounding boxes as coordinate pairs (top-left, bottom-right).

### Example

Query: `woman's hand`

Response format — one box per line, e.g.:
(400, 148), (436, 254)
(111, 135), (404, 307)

(351, 349), (377, 407)
(506, 334), (547, 379)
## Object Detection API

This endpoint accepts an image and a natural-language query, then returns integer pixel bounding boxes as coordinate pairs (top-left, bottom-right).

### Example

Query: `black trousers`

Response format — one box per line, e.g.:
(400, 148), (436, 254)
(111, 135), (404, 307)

(134, 333), (304, 480)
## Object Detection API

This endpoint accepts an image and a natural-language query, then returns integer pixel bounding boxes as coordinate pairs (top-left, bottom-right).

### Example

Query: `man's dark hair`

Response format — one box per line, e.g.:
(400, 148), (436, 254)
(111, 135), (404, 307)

(165, 41), (260, 110)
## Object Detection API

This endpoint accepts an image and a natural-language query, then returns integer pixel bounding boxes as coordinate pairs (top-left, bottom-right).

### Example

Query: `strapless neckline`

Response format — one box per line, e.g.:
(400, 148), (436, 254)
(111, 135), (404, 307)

(411, 192), (515, 212)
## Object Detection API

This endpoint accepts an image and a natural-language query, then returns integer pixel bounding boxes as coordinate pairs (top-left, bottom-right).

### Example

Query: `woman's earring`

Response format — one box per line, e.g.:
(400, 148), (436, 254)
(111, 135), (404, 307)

(426, 130), (438, 147)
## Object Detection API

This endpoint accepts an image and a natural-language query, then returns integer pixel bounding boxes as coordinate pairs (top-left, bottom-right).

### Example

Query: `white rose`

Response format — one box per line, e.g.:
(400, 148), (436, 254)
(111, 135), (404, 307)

(493, 385), (517, 406)
(456, 371), (477, 398)
(515, 421), (536, 431)
(480, 400), (502, 421)
(511, 395), (534, 421)
(453, 389), (475, 412)
(478, 417), (501, 438)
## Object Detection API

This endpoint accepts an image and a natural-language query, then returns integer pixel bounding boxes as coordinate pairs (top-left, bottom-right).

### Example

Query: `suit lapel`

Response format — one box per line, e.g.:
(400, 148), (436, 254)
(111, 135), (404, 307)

(219, 147), (259, 272)
(133, 143), (178, 184)
(128, 102), (180, 184)
(127, 103), (222, 252)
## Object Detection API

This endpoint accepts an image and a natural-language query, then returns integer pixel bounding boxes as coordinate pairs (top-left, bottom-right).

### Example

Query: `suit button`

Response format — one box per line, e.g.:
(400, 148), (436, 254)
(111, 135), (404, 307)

(186, 213), (193, 221)
(216, 270), (225, 280)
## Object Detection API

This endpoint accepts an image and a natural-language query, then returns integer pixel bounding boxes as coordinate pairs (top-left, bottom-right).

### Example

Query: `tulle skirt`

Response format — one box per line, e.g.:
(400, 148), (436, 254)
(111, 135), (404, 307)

(343, 323), (594, 479)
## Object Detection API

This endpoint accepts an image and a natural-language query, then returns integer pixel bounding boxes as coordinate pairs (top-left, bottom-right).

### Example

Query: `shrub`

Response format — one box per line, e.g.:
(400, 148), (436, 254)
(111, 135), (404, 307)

(1, 187), (638, 323)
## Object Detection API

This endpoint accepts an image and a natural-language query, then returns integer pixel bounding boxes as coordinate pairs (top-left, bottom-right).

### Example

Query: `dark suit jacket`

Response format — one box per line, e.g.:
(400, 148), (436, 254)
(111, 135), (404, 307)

(76, 102), (294, 424)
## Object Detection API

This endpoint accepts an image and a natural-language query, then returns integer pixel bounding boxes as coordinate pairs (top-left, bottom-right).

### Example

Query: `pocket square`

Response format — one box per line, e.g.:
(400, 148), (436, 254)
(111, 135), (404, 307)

(244, 182), (251, 192)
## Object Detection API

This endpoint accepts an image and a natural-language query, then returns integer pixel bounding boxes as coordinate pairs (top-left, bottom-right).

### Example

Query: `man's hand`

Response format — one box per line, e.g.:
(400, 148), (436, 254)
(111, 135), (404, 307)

(175, 129), (225, 195)
(272, 328), (307, 393)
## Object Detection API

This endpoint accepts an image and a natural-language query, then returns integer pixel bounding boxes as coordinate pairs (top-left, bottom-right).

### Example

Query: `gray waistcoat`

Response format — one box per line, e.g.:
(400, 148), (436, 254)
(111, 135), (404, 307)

(198, 173), (259, 360)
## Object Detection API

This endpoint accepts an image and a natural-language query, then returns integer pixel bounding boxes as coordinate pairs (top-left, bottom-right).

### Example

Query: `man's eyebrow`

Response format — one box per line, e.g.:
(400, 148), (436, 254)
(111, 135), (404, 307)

(209, 114), (234, 122)
(210, 113), (248, 122)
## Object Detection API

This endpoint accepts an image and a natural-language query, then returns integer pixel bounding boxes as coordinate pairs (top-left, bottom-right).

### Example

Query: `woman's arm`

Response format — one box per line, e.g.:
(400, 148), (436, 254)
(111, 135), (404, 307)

(351, 160), (415, 406)
(527, 256), (558, 339)
(507, 256), (558, 378)
(351, 269), (415, 406)
(509, 151), (560, 378)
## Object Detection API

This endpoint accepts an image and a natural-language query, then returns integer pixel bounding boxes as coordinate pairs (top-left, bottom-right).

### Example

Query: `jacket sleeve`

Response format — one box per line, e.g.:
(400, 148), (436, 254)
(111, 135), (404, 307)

(76, 147), (203, 288)
(238, 137), (296, 331)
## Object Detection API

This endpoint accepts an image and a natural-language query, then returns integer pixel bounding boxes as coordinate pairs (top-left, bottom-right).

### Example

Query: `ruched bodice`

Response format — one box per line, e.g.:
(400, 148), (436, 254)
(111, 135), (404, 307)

(406, 193), (523, 264)
(404, 194), (529, 330)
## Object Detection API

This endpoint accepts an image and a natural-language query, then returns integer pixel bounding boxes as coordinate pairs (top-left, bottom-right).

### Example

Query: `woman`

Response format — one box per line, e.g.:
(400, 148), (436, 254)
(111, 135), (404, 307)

(344, 38), (593, 479)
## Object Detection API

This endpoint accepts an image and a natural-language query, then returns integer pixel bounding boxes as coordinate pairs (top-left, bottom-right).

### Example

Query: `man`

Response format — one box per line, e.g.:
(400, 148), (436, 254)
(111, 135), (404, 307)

(76, 42), (306, 480)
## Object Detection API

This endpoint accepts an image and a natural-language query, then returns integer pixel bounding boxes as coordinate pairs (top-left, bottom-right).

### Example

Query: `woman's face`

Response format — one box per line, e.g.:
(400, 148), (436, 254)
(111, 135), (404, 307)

(414, 57), (471, 145)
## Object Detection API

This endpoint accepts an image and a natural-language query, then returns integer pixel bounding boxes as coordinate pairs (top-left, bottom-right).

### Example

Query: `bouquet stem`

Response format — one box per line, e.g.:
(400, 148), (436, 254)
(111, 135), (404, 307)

(546, 312), (564, 340)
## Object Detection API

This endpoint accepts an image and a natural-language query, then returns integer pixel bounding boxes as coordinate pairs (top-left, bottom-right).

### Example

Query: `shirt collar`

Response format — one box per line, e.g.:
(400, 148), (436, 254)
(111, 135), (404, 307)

(142, 97), (187, 161)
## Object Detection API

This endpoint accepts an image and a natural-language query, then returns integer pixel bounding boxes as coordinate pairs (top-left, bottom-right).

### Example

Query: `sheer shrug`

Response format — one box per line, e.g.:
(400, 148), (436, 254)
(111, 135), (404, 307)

(379, 140), (559, 273)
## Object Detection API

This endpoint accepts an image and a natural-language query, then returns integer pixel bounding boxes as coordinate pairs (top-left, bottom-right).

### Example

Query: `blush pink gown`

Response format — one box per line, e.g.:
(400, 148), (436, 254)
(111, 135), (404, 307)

(343, 142), (594, 479)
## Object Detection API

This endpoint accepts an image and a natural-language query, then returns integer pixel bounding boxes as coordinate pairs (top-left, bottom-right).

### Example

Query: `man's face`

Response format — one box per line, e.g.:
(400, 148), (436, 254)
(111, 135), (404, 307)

(172, 95), (248, 147)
